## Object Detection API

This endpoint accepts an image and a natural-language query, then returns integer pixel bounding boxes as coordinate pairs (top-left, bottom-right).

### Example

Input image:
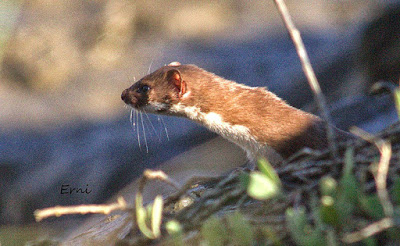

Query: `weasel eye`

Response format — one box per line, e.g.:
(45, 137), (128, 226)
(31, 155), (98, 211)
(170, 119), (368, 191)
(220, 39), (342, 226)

(136, 85), (150, 94)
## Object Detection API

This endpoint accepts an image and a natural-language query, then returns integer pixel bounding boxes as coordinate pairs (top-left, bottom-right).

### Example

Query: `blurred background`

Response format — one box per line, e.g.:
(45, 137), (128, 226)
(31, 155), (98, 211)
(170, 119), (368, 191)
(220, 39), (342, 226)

(1, 0), (400, 243)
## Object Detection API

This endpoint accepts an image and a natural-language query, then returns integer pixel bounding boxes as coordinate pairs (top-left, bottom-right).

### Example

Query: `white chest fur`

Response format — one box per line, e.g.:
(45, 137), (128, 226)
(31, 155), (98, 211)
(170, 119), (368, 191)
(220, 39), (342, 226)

(169, 103), (283, 164)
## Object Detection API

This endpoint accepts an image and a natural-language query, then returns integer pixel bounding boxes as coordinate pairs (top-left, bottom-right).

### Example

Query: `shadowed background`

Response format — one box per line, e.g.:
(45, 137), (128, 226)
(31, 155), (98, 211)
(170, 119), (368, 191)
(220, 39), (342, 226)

(0, 0), (399, 243)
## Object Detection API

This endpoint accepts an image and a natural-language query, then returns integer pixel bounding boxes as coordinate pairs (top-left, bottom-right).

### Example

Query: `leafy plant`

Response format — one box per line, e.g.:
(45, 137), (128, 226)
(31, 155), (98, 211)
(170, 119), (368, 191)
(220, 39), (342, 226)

(135, 193), (163, 239)
(241, 158), (281, 201)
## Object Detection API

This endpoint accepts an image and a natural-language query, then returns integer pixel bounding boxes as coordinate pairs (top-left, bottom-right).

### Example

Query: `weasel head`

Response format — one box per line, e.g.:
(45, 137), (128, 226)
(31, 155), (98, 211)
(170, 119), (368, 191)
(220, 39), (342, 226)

(121, 62), (191, 115)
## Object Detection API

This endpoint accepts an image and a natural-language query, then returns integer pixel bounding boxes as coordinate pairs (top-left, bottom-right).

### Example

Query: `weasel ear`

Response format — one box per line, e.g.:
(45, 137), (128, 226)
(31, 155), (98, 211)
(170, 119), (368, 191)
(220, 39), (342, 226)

(166, 69), (187, 97)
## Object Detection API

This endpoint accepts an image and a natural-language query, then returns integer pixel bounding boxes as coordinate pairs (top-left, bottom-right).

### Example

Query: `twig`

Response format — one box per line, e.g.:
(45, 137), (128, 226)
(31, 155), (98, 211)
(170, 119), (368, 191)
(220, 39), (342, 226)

(342, 217), (394, 244)
(34, 197), (128, 222)
(140, 169), (180, 193)
(273, 0), (337, 160)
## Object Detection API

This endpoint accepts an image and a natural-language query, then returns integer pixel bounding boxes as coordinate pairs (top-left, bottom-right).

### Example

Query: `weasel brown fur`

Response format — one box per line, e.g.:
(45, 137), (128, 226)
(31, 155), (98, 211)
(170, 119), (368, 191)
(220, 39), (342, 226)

(121, 62), (352, 165)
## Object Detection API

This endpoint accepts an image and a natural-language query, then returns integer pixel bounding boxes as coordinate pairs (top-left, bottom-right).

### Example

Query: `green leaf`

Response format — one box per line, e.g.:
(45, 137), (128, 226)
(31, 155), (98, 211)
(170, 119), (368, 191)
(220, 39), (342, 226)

(135, 193), (155, 239)
(391, 175), (400, 204)
(326, 228), (339, 246)
(227, 212), (253, 246)
(257, 158), (281, 187)
(286, 207), (308, 232)
(247, 171), (280, 200)
(334, 186), (356, 226)
(362, 236), (378, 246)
(264, 227), (282, 245)
(239, 172), (250, 188)
(320, 176), (337, 197)
(394, 88), (400, 118)
(151, 195), (163, 238)
(319, 196), (339, 226)
(166, 220), (183, 235)
(343, 147), (354, 179)
(166, 220), (184, 246)
(359, 194), (384, 220)
(333, 148), (360, 228)
(339, 147), (359, 203)
(201, 216), (228, 246)
(286, 207), (326, 246)
(339, 173), (359, 204)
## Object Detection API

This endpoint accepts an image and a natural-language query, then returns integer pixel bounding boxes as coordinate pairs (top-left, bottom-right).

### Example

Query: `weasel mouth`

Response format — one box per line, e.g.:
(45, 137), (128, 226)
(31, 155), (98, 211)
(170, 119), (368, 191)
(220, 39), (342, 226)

(123, 99), (139, 108)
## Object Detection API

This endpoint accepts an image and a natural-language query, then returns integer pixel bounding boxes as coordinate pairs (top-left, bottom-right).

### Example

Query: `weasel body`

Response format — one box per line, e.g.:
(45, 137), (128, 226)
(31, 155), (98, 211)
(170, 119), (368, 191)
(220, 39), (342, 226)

(121, 63), (351, 165)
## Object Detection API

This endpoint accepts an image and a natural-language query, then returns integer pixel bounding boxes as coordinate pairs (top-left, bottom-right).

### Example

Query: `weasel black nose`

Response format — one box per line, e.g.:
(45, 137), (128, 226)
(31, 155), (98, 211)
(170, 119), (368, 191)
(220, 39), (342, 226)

(121, 89), (129, 104)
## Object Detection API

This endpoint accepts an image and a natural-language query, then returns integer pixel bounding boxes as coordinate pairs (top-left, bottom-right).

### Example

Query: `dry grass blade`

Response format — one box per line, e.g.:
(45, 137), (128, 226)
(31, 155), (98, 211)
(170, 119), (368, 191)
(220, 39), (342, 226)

(342, 127), (394, 243)
(273, 0), (337, 159)
(351, 127), (393, 216)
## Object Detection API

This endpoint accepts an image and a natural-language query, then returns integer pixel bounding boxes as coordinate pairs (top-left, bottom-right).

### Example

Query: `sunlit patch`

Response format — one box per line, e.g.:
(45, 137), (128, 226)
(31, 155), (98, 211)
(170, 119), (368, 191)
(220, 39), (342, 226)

(204, 112), (223, 124)
(168, 61), (181, 66)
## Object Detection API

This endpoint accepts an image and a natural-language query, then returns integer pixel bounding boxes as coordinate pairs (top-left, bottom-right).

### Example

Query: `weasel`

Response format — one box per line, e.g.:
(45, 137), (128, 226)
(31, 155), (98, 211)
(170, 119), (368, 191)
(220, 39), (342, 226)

(121, 62), (352, 165)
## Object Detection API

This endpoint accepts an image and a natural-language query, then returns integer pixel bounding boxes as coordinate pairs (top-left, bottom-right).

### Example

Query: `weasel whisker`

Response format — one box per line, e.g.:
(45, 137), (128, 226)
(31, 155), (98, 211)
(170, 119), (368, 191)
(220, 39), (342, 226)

(135, 110), (142, 151)
(158, 116), (169, 141)
(140, 111), (149, 153)
(147, 59), (154, 74)
(129, 109), (135, 127)
(143, 110), (161, 142)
